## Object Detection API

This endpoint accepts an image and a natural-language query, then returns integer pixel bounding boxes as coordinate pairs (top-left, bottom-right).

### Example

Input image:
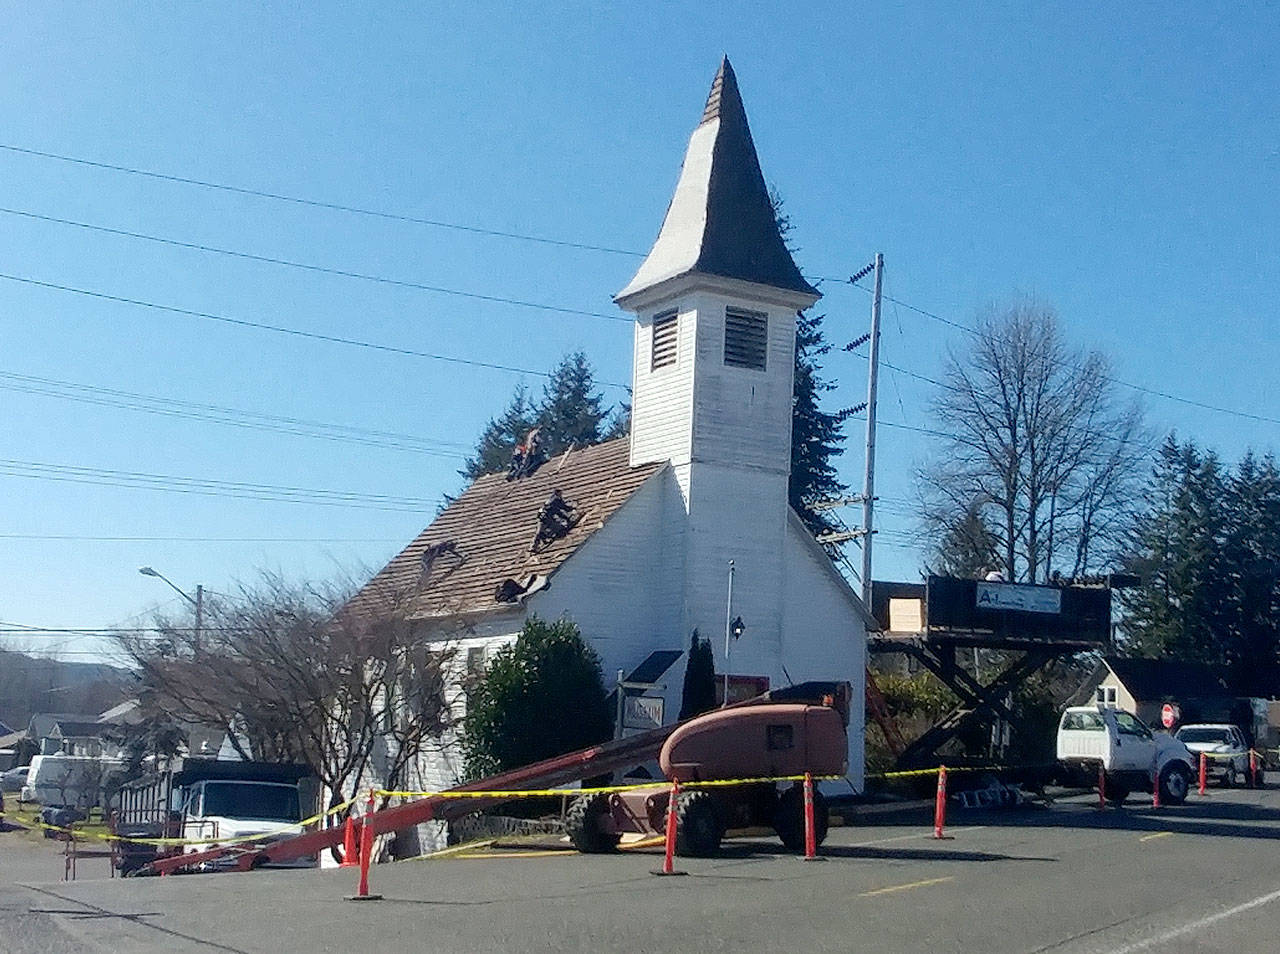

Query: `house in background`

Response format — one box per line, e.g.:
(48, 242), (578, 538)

(26, 713), (116, 758)
(346, 59), (871, 821)
(1073, 656), (1247, 730)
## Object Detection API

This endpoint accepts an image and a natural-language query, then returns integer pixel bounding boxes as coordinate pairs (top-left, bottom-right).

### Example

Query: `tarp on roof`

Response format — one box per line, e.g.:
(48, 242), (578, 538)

(626, 650), (684, 685)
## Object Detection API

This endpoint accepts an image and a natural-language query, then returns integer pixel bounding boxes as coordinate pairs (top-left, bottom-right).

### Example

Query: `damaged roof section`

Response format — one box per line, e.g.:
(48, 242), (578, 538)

(347, 438), (663, 622)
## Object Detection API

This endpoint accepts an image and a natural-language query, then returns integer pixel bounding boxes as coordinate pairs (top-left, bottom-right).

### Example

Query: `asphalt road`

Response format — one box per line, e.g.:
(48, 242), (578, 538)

(7, 786), (1280, 953)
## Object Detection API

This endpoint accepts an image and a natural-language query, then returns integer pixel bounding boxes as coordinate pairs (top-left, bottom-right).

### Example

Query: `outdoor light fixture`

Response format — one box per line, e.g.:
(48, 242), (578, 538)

(730, 616), (745, 639)
(138, 565), (204, 651)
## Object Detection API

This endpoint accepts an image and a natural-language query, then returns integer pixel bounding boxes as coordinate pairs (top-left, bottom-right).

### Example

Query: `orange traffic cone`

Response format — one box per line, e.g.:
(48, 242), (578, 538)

(339, 814), (359, 868)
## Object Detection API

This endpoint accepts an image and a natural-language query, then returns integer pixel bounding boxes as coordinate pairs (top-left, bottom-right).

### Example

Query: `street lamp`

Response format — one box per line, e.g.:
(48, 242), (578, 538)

(139, 566), (203, 651)
(723, 561), (744, 706)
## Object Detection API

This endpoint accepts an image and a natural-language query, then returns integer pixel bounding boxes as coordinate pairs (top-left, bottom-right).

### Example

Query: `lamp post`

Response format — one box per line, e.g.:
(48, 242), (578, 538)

(722, 563), (746, 706)
(139, 566), (203, 652)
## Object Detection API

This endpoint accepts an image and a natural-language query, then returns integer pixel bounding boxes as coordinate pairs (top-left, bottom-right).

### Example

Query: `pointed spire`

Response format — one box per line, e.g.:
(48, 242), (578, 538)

(617, 57), (819, 307)
(699, 56), (738, 125)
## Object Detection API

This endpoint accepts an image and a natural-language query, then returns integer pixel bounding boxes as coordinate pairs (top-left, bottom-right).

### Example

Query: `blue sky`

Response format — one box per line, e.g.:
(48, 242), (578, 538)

(1, 3), (1276, 661)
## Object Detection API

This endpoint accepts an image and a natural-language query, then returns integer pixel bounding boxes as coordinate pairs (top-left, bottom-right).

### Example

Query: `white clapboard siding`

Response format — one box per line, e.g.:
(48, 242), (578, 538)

(631, 306), (696, 467)
(780, 512), (869, 791)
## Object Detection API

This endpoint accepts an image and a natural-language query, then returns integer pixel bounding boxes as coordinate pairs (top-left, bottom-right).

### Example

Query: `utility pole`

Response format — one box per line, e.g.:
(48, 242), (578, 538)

(194, 584), (204, 655)
(860, 253), (884, 606)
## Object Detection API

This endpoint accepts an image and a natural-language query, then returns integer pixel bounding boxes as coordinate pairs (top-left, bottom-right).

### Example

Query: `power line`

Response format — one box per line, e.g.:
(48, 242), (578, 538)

(0, 457), (446, 511)
(844, 277), (1280, 427)
(0, 370), (472, 457)
(0, 206), (631, 324)
(2, 140), (1270, 430)
(0, 533), (408, 543)
(0, 142), (645, 257)
(0, 621), (166, 636)
(0, 272), (629, 390)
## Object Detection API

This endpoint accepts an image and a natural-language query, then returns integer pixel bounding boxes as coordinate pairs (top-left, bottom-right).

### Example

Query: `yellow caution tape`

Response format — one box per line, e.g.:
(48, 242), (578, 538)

(14, 797), (357, 848)
(375, 775), (845, 801)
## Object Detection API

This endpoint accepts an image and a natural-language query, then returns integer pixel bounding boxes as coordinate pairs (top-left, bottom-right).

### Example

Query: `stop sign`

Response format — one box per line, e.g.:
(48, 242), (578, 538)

(1161, 702), (1180, 728)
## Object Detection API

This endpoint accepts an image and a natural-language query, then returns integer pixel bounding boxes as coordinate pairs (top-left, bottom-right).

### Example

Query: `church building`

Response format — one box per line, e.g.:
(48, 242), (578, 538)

(351, 58), (870, 802)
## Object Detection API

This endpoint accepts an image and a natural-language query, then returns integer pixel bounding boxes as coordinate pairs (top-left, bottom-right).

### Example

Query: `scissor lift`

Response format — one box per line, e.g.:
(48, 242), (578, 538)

(869, 576), (1118, 769)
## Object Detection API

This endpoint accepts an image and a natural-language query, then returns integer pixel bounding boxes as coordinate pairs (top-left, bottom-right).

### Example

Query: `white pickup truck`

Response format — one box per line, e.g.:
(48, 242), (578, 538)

(1056, 706), (1196, 805)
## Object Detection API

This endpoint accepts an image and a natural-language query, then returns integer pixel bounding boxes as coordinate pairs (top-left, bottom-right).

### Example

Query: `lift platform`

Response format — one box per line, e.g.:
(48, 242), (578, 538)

(869, 576), (1119, 769)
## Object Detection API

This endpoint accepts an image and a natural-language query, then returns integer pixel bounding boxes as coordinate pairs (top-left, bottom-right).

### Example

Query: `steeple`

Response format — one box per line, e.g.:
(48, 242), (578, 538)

(615, 57), (820, 308)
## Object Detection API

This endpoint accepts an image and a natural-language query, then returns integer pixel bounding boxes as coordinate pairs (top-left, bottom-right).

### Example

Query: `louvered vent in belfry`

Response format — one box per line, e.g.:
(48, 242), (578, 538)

(723, 307), (767, 370)
(651, 311), (678, 370)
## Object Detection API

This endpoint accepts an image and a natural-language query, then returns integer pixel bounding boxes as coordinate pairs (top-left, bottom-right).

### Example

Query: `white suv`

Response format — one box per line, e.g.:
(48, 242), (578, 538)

(1057, 706), (1196, 805)
(1175, 724), (1261, 787)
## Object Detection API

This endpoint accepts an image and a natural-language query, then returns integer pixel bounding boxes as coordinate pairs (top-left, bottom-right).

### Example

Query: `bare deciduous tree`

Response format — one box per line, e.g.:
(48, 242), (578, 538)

(114, 571), (456, 818)
(919, 302), (1148, 582)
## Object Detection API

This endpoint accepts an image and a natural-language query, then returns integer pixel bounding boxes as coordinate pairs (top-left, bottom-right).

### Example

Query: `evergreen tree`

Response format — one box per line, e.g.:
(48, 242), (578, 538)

(1218, 453), (1280, 696)
(770, 189), (852, 550)
(459, 384), (537, 481)
(790, 309), (854, 545)
(678, 630), (717, 720)
(459, 353), (622, 481)
(926, 500), (1001, 579)
(1120, 436), (1229, 663)
(461, 616), (611, 779)
(535, 351), (609, 455)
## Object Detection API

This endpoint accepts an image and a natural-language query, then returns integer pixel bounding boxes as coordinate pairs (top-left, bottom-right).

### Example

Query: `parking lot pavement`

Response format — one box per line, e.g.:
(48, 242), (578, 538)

(2, 832), (106, 954)
(10, 786), (1280, 954)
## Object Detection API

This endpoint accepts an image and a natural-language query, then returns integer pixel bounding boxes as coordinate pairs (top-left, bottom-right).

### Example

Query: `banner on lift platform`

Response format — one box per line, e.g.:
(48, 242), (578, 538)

(976, 581), (1062, 615)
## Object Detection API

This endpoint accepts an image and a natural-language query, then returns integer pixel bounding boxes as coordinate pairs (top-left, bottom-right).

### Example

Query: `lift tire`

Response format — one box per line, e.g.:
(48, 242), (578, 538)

(565, 793), (619, 853)
(675, 790), (724, 857)
(774, 784), (829, 852)
(1159, 764), (1191, 805)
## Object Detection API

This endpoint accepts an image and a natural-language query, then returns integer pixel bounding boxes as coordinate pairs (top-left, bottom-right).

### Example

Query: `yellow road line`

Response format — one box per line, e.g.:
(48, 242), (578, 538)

(1139, 831), (1173, 842)
(455, 849), (577, 860)
(859, 876), (954, 898)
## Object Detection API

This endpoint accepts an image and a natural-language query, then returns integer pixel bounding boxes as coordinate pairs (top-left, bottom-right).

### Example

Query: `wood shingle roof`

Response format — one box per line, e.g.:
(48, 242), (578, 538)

(348, 438), (662, 622)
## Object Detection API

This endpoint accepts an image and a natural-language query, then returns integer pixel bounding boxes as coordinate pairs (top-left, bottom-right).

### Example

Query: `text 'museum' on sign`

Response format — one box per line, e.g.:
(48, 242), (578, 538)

(623, 695), (664, 731)
(975, 581), (1063, 615)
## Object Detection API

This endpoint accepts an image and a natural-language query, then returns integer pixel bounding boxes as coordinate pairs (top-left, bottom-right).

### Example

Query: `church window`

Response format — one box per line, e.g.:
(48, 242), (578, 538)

(724, 307), (767, 370)
(651, 311), (678, 370)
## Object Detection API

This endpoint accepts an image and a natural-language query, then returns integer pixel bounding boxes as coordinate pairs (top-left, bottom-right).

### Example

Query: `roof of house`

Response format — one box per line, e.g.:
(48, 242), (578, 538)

(346, 438), (664, 623)
(1104, 656), (1230, 701)
(50, 719), (109, 739)
(97, 699), (142, 725)
(0, 730), (27, 749)
(616, 57), (820, 305)
(27, 713), (101, 740)
(626, 650), (685, 685)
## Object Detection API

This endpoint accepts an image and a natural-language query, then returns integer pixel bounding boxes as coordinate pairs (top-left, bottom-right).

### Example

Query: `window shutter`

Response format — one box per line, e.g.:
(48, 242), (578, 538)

(724, 307), (767, 370)
(651, 312), (678, 370)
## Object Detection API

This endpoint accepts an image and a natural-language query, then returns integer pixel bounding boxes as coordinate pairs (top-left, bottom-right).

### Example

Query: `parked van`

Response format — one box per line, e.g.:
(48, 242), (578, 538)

(19, 754), (123, 809)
